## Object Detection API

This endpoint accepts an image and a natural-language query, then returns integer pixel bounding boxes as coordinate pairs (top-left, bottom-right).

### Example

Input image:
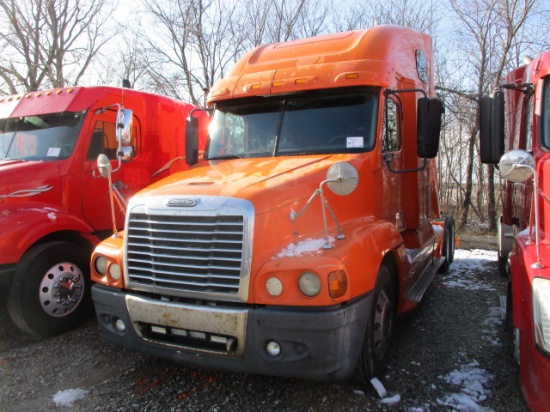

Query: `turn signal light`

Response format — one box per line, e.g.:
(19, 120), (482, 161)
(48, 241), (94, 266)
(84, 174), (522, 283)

(328, 270), (347, 298)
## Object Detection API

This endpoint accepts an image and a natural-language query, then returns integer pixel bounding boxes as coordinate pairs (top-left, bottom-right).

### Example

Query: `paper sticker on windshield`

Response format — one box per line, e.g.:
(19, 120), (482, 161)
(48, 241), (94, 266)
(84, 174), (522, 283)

(47, 147), (61, 157)
(346, 137), (364, 148)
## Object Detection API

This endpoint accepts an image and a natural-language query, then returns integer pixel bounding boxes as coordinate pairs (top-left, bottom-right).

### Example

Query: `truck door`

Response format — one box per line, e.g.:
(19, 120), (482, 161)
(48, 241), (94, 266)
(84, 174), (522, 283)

(381, 95), (404, 228)
(81, 109), (142, 231)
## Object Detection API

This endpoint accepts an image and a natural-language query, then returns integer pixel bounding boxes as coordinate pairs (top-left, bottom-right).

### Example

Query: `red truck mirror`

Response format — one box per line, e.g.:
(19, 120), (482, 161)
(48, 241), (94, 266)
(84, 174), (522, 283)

(417, 97), (443, 159)
(116, 108), (133, 145)
(479, 91), (505, 164)
(97, 153), (111, 178)
(499, 149), (535, 183)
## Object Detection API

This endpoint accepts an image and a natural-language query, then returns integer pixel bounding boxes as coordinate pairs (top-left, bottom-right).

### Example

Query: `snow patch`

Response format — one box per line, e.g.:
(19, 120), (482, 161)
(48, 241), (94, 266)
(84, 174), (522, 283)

(380, 393), (401, 404)
(481, 306), (502, 346)
(276, 237), (334, 258)
(441, 249), (496, 291)
(370, 377), (387, 398)
(437, 360), (493, 411)
(53, 388), (88, 407)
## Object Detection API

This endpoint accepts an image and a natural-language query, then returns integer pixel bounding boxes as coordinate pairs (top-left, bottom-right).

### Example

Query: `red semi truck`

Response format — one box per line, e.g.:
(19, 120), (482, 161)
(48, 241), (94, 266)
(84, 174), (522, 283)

(480, 52), (550, 411)
(90, 26), (453, 382)
(0, 86), (203, 337)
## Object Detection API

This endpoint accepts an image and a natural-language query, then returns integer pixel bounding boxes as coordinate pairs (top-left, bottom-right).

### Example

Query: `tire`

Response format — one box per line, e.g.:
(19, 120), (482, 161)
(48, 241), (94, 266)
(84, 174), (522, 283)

(498, 252), (510, 278)
(441, 216), (455, 272)
(497, 219), (513, 278)
(504, 280), (513, 332)
(7, 241), (93, 337)
(354, 265), (396, 383)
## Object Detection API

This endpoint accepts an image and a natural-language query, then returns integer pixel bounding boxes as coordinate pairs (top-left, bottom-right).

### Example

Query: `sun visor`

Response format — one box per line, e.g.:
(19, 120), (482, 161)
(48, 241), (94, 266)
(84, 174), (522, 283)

(1, 87), (90, 118)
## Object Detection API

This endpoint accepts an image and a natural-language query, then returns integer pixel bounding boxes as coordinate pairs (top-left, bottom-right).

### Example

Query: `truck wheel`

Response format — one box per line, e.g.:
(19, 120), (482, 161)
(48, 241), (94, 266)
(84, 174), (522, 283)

(7, 241), (92, 337)
(354, 265), (395, 383)
(441, 216), (455, 272)
(498, 252), (509, 278)
(497, 219), (513, 277)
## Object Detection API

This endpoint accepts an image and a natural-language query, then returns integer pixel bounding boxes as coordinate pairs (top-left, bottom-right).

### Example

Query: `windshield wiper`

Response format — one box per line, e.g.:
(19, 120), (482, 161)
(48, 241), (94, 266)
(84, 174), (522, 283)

(207, 154), (244, 160)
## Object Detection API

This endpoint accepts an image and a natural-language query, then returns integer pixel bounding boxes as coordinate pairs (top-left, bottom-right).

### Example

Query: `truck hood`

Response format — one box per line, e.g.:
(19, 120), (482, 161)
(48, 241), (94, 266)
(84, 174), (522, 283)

(134, 156), (346, 215)
(0, 160), (61, 202)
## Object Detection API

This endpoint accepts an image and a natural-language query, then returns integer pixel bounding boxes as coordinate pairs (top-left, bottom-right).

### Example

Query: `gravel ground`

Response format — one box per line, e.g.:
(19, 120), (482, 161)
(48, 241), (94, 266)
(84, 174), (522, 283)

(0, 238), (530, 412)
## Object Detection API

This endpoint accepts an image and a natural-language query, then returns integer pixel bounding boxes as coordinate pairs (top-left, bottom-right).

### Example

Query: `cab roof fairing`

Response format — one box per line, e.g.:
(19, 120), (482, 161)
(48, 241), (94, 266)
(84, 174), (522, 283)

(207, 25), (434, 104)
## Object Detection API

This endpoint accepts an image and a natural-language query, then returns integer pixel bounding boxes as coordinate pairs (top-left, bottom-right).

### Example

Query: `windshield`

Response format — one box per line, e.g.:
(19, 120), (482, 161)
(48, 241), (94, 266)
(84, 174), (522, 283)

(206, 87), (379, 159)
(0, 112), (85, 161)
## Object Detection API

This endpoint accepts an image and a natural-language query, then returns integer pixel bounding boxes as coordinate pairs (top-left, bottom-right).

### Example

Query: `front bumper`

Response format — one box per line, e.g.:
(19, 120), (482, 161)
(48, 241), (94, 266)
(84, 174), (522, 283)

(92, 284), (371, 381)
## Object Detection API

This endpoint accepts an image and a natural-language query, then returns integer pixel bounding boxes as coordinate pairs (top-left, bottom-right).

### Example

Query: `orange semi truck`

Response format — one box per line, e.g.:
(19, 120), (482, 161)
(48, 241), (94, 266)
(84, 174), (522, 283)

(0, 86), (203, 337)
(90, 26), (453, 382)
(480, 52), (550, 411)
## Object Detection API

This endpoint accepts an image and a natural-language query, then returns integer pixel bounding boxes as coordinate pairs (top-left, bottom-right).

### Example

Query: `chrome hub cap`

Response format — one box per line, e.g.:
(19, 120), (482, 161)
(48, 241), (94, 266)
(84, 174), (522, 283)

(39, 262), (84, 317)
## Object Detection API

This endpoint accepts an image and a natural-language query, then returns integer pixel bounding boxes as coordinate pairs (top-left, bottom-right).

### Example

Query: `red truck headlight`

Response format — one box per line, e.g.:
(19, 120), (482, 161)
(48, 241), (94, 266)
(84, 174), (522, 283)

(533, 277), (550, 355)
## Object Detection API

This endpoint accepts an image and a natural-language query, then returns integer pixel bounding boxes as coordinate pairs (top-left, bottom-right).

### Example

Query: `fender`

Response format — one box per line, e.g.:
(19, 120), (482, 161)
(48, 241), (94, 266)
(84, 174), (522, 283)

(331, 218), (406, 297)
(252, 218), (405, 306)
(0, 201), (97, 265)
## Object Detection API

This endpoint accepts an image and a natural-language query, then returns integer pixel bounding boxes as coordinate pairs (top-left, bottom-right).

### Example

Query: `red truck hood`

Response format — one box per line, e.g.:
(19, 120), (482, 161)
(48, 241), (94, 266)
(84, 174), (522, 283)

(133, 156), (347, 214)
(0, 160), (61, 203)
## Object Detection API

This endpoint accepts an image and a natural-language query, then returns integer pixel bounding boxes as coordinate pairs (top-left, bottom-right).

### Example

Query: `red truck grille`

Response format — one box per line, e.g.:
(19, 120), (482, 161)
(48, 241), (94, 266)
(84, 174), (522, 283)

(125, 213), (245, 296)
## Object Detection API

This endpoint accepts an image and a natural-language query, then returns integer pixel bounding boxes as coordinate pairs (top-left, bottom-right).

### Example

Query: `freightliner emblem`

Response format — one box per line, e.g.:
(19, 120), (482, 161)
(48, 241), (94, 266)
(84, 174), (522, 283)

(166, 198), (197, 207)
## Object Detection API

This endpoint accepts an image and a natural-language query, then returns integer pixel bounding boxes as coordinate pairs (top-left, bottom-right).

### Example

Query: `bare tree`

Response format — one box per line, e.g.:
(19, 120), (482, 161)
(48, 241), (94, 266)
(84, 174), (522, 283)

(262, 0), (331, 43)
(333, 0), (438, 34)
(139, 0), (332, 104)
(0, 0), (115, 94)
(444, 0), (537, 231)
(140, 0), (242, 104)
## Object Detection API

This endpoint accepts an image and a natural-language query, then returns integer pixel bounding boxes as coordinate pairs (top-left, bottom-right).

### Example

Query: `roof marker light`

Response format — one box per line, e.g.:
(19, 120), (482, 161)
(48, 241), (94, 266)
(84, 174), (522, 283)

(345, 73), (360, 79)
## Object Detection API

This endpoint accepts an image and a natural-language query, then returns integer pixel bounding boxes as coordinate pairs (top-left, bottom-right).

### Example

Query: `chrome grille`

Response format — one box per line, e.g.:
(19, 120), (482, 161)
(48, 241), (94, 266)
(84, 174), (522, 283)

(126, 210), (246, 297)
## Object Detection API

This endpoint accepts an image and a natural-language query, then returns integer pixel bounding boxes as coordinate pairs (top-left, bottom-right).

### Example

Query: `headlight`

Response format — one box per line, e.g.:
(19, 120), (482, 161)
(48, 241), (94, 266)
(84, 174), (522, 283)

(94, 256), (108, 275)
(298, 272), (321, 297)
(109, 263), (122, 280)
(266, 277), (283, 296)
(533, 277), (550, 354)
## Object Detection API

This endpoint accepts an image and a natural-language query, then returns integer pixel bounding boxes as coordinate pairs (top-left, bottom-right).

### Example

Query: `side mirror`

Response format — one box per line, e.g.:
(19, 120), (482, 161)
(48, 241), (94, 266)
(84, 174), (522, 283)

(326, 162), (359, 196)
(417, 97), (444, 159)
(185, 115), (199, 166)
(479, 91), (505, 164)
(498, 149), (535, 183)
(116, 108), (133, 145)
(120, 146), (134, 162)
(97, 154), (112, 178)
